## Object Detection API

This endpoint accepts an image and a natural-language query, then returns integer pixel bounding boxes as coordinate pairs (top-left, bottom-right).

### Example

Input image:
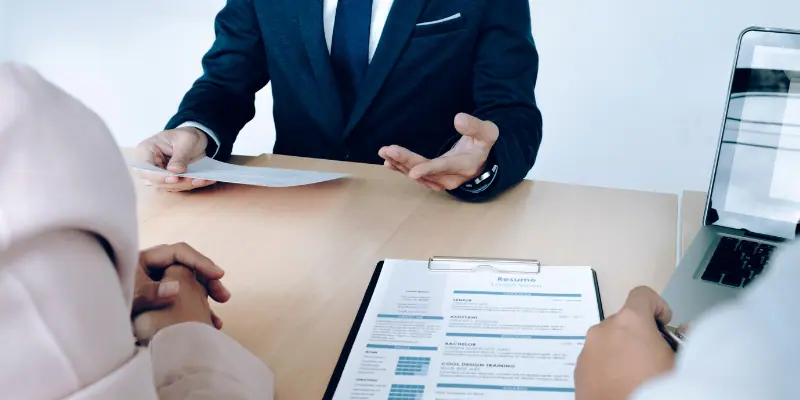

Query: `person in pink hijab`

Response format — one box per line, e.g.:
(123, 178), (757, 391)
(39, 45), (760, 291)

(0, 62), (274, 399)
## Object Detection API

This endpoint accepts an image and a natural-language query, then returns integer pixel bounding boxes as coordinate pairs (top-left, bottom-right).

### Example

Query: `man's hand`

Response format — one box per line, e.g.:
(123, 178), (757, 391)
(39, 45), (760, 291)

(575, 287), (676, 400)
(378, 113), (499, 191)
(135, 127), (216, 192)
(133, 265), (216, 344)
(132, 243), (230, 330)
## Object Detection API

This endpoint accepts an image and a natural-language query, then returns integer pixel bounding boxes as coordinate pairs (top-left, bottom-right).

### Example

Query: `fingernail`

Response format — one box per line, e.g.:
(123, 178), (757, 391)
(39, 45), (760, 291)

(165, 175), (179, 184)
(158, 281), (180, 297)
(455, 113), (469, 127)
(208, 262), (224, 274)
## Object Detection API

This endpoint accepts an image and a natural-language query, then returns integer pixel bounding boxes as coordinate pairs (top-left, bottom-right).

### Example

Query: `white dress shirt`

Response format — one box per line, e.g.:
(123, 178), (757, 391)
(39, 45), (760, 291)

(324, 0), (394, 62)
(631, 239), (800, 399)
(181, 0), (394, 156)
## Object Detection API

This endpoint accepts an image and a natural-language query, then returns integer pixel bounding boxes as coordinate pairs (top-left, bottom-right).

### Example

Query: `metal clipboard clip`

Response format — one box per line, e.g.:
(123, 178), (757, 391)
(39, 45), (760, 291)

(427, 256), (541, 274)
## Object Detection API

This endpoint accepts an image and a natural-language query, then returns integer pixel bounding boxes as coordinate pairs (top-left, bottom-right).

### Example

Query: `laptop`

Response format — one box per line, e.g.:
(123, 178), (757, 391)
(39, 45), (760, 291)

(663, 27), (800, 325)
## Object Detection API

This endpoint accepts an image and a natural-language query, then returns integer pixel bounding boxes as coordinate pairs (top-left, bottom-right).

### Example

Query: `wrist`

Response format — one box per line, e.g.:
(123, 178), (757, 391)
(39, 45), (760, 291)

(466, 156), (489, 180)
(176, 121), (218, 158)
(133, 308), (214, 344)
(196, 128), (209, 151)
(457, 151), (498, 193)
(472, 153), (492, 179)
(182, 127), (208, 148)
(187, 127), (214, 159)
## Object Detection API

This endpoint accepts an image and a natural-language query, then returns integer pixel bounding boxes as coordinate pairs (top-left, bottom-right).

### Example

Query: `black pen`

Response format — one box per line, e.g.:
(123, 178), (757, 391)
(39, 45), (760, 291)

(656, 319), (683, 352)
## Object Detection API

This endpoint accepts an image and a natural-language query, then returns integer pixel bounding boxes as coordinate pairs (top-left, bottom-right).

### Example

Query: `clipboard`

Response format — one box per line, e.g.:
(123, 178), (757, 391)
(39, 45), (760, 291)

(426, 256), (542, 274)
(423, 256), (603, 320)
(323, 257), (605, 400)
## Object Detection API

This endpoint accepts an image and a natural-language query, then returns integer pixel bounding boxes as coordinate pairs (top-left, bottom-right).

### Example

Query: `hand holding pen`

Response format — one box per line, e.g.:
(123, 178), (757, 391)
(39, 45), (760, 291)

(657, 320), (686, 352)
(575, 287), (677, 400)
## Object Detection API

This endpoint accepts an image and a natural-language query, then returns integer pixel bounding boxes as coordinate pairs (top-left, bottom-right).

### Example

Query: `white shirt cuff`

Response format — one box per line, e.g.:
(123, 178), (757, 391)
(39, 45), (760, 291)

(177, 121), (220, 158)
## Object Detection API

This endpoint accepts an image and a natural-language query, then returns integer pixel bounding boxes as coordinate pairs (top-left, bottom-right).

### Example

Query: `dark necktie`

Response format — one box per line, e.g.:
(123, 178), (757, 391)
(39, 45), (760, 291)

(330, 0), (373, 118)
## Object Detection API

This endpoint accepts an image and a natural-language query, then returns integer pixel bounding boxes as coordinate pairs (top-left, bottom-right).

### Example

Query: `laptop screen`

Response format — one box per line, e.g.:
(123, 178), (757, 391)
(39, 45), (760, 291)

(707, 29), (800, 239)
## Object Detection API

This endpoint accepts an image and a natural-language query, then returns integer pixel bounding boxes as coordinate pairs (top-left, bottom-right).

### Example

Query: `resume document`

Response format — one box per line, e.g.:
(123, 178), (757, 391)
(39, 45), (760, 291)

(331, 260), (602, 400)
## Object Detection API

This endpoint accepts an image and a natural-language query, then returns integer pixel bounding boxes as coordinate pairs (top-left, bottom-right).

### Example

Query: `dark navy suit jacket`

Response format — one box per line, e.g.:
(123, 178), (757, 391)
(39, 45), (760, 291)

(166, 0), (543, 201)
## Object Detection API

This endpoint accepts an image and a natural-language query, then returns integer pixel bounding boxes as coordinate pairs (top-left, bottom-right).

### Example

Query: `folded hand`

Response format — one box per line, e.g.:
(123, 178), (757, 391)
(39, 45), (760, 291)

(132, 243), (230, 333)
(133, 265), (217, 344)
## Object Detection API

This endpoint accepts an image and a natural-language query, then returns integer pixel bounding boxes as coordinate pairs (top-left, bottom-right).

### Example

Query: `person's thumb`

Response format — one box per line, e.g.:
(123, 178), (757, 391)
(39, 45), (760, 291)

(166, 149), (191, 174)
(131, 280), (180, 317)
(165, 130), (204, 174)
(454, 113), (499, 144)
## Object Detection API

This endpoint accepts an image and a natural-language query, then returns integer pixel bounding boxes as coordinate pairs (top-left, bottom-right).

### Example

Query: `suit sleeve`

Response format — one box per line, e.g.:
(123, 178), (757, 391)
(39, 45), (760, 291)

(150, 323), (275, 400)
(165, 0), (270, 160)
(453, 0), (543, 201)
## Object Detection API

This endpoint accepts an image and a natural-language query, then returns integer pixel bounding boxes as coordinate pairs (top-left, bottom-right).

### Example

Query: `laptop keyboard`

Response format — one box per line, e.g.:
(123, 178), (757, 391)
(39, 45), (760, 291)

(700, 237), (775, 288)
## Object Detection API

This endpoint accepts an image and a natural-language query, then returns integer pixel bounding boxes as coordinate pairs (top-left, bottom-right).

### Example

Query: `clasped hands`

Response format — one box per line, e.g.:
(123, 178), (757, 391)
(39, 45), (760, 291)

(131, 242), (230, 344)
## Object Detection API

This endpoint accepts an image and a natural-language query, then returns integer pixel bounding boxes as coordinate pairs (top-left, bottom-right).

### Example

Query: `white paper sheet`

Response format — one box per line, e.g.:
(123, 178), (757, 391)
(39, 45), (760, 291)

(332, 260), (601, 400)
(128, 157), (348, 187)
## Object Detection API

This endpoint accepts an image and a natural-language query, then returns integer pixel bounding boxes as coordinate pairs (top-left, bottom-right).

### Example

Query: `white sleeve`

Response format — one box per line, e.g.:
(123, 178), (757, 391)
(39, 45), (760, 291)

(177, 121), (221, 158)
(0, 230), (159, 400)
(149, 322), (275, 400)
(0, 62), (156, 399)
(631, 240), (800, 400)
(0, 63), (269, 400)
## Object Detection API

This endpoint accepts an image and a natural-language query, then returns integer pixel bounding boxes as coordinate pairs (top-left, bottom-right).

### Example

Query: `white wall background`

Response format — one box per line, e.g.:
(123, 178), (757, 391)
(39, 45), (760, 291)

(0, 0), (9, 59)
(4, 0), (800, 194)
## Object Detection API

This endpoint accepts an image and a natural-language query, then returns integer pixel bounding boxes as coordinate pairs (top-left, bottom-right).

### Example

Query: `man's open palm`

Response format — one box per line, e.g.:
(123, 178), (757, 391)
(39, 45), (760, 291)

(379, 113), (499, 191)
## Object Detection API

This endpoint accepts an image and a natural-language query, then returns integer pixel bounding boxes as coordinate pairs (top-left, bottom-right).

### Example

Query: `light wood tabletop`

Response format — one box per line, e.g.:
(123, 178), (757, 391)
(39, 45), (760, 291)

(132, 154), (679, 399)
(681, 190), (708, 258)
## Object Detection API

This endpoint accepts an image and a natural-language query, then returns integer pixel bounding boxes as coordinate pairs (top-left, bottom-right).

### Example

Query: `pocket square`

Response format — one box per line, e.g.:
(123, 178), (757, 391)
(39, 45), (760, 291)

(416, 13), (461, 27)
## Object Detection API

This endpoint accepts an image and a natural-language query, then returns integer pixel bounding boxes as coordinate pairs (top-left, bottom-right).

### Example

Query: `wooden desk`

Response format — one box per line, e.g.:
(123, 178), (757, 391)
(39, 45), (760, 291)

(134, 154), (679, 399)
(681, 190), (707, 258)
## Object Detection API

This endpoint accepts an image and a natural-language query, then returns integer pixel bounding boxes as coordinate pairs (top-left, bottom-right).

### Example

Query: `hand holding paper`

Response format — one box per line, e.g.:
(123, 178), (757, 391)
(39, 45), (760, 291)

(135, 127), (215, 191)
(128, 157), (348, 188)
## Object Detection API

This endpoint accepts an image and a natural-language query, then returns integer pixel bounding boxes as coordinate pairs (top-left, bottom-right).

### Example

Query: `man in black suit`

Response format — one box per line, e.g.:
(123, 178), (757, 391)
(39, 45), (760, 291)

(136, 0), (542, 201)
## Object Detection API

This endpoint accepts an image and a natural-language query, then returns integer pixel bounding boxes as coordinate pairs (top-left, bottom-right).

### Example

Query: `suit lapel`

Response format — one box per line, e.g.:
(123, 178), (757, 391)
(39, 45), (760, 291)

(295, 0), (346, 134)
(344, 0), (428, 135)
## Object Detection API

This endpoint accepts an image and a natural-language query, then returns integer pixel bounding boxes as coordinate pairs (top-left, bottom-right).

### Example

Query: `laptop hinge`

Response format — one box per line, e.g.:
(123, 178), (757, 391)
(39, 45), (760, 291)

(741, 229), (785, 243)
